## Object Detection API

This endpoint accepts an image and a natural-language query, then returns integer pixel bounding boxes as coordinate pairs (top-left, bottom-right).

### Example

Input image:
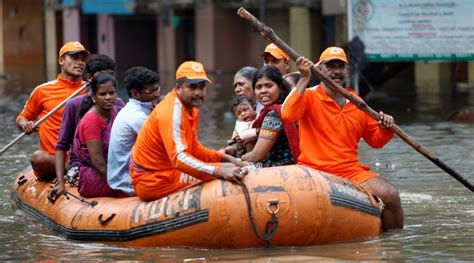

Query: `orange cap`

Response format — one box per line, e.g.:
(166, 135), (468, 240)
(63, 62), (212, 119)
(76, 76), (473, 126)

(260, 43), (289, 60)
(59, 41), (91, 58)
(176, 61), (212, 84)
(318, 47), (348, 64)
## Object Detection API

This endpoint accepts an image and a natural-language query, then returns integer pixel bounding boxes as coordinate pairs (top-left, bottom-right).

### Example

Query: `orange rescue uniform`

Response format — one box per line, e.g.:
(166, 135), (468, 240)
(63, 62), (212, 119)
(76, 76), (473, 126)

(281, 85), (393, 184)
(130, 89), (224, 201)
(16, 75), (86, 156)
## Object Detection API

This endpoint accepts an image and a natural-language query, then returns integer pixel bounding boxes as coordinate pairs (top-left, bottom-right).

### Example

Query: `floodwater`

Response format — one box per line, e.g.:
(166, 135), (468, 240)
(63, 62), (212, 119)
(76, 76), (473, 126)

(0, 88), (473, 261)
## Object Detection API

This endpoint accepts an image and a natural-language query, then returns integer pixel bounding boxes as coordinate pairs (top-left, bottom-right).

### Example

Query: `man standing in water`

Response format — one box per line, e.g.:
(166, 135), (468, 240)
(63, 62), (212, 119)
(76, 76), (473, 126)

(281, 47), (403, 230)
(16, 41), (90, 180)
(130, 61), (246, 201)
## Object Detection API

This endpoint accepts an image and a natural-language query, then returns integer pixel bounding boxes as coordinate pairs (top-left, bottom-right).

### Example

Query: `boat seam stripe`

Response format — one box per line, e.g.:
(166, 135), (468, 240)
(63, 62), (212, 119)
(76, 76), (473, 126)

(11, 190), (209, 241)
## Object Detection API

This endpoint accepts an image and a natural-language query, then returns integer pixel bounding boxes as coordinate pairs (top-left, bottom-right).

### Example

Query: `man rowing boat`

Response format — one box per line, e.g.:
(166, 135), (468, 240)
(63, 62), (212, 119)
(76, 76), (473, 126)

(281, 47), (404, 230)
(16, 42), (90, 180)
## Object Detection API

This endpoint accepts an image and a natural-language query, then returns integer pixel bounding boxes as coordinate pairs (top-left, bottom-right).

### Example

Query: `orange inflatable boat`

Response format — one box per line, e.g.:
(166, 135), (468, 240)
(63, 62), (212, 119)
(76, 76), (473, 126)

(11, 165), (382, 248)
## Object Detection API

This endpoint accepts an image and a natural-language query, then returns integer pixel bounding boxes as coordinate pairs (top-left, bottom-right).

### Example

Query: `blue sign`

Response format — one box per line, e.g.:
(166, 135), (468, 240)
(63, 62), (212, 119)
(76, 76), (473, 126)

(82, 0), (135, 15)
(62, 0), (76, 7)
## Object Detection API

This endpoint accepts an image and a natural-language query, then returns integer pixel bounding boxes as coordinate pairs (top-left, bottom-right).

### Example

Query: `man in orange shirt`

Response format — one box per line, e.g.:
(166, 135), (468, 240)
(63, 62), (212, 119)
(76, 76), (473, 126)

(16, 41), (90, 180)
(130, 61), (246, 201)
(281, 47), (403, 230)
(260, 43), (290, 75)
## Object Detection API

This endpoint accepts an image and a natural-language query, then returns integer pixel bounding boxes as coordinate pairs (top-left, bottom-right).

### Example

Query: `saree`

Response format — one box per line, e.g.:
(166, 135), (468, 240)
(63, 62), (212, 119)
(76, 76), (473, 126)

(72, 107), (119, 197)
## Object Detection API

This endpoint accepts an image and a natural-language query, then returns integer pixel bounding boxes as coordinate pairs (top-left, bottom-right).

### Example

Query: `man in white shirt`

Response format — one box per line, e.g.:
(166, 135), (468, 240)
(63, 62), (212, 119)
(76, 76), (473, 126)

(107, 66), (160, 196)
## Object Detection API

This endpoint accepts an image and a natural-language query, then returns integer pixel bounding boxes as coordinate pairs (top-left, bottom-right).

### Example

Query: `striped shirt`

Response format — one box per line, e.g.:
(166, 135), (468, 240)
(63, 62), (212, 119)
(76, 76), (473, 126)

(16, 75), (86, 155)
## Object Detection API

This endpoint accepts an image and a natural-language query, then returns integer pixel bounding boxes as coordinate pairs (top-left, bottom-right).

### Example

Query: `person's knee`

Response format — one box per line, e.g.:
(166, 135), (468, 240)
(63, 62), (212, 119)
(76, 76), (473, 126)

(30, 150), (55, 180)
(31, 150), (54, 165)
(380, 183), (401, 208)
(30, 150), (46, 166)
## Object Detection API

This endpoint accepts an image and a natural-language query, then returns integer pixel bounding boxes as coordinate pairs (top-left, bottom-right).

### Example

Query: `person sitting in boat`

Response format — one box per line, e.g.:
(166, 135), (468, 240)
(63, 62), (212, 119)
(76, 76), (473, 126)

(49, 54), (123, 201)
(223, 95), (258, 157)
(130, 61), (246, 202)
(224, 67), (260, 156)
(281, 47), (403, 230)
(71, 73), (121, 197)
(233, 66), (259, 110)
(107, 67), (161, 197)
(240, 66), (300, 167)
(16, 41), (90, 181)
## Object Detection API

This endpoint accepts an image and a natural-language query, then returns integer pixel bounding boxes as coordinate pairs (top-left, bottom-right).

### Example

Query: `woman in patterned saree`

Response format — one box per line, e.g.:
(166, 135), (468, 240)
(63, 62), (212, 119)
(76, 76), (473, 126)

(241, 66), (300, 167)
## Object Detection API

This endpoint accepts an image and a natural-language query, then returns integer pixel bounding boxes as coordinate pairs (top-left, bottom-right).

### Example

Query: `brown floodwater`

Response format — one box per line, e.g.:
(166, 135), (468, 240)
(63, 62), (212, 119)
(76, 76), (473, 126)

(0, 87), (473, 261)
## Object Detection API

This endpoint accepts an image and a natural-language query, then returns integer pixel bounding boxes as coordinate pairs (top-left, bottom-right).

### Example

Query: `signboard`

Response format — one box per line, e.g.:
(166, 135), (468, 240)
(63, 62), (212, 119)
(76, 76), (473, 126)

(348, 0), (474, 61)
(82, 0), (135, 15)
(62, 0), (76, 8)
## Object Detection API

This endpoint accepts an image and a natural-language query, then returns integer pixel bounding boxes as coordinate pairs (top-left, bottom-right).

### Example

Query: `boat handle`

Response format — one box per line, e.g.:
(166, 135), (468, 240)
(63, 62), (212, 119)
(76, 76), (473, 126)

(98, 213), (116, 226)
(17, 175), (27, 186)
(266, 199), (280, 215)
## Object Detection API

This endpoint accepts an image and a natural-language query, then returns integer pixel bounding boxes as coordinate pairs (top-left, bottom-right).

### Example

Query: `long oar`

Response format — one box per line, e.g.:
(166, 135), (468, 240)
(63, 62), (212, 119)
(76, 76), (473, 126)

(237, 7), (473, 192)
(0, 82), (89, 155)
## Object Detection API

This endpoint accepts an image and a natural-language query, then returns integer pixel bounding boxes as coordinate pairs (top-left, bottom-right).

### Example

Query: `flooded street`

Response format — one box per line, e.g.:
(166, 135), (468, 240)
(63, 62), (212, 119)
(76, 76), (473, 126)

(0, 90), (473, 261)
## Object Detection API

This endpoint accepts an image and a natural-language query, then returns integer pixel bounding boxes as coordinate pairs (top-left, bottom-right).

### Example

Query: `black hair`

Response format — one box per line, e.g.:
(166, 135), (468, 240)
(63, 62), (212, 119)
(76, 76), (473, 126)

(79, 73), (117, 118)
(123, 66), (160, 97)
(252, 65), (290, 105)
(284, 72), (301, 86)
(176, 78), (186, 85)
(85, 54), (116, 76)
(230, 95), (255, 116)
(235, 66), (257, 81)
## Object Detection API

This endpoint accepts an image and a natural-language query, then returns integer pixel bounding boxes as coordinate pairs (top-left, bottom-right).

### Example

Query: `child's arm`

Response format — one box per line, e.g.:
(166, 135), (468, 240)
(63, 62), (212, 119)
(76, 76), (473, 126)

(236, 121), (258, 142)
(239, 128), (257, 141)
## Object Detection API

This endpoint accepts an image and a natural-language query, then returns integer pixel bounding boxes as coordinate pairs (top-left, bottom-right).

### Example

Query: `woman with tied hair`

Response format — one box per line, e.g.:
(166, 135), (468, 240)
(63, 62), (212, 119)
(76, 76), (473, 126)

(241, 66), (300, 167)
(69, 72), (121, 197)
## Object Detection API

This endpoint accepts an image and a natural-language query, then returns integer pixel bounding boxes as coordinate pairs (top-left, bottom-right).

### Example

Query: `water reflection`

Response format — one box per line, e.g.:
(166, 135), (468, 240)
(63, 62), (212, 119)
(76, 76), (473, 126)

(0, 90), (473, 261)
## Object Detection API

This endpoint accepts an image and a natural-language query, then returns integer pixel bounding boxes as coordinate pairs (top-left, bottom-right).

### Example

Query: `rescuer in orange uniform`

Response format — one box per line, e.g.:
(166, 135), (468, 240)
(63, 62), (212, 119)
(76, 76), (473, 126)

(130, 61), (246, 201)
(260, 43), (290, 75)
(281, 47), (403, 230)
(16, 41), (90, 180)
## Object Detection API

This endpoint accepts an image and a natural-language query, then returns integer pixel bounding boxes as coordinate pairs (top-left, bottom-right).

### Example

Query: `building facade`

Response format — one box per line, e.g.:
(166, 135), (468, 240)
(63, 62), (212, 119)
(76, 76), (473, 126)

(0, 0), (473, 103)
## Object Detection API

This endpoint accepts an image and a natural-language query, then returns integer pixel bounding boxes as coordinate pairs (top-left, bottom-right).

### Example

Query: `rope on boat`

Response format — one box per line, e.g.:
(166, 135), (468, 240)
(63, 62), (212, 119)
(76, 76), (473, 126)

(63, 191), (98, 207)
(232, 167), (279, 245)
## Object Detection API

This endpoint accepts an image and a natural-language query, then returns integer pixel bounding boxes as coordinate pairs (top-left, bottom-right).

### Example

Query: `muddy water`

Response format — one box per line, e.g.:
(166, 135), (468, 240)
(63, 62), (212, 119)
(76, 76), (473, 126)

(0, 91), (473, 261)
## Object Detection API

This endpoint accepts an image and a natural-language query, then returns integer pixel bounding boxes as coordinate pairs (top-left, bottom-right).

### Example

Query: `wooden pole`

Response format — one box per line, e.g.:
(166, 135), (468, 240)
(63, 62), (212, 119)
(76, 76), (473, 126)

(237, 7), (473, 192)
(0, 82), (89, 155)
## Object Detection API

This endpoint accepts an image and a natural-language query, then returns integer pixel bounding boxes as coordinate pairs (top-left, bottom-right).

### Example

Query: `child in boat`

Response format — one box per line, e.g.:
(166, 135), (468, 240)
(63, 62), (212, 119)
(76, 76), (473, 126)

(224, 95), (258, 158)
